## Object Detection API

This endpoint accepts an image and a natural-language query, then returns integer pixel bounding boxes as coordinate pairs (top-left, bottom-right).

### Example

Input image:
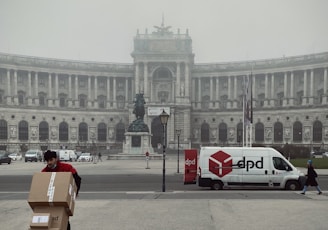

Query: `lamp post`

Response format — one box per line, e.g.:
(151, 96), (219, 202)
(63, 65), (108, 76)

(176, 129), (181, 174)
(159, 109), (169, 192)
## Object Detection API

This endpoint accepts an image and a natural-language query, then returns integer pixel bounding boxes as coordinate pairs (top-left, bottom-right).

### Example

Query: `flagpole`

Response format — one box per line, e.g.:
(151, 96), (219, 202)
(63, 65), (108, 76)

(242, 75), (245, 147)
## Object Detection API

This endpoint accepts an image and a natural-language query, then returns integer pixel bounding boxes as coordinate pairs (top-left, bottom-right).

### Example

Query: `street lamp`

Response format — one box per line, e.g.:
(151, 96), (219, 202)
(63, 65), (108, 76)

(176, 129), (182, 173)
(159, 109), (169, 192)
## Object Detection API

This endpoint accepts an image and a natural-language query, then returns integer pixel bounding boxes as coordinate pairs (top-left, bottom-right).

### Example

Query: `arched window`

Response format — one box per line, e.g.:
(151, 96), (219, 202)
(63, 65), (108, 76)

(39, 121), (49, 141)
(18, 120), (29, 141)
(293, 121), (302, 142)
(237, 123), (243, 144)
(274, 122), (283, 142)
(0, 119), (8, 140)
(313, 120), (322, 142)
(98, 123), (107, 141)
(218, 122), (227, 142)
(255, 122), (264, 142)
(59, 122), (69, 141)
(116, 122), (125, 142)
(201, 122), (210, 143)
(79, 122), (88, 142)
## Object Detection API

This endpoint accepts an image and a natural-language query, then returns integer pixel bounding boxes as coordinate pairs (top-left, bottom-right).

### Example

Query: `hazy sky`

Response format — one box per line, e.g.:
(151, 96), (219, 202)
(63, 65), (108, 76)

(1, 0), (327, 63)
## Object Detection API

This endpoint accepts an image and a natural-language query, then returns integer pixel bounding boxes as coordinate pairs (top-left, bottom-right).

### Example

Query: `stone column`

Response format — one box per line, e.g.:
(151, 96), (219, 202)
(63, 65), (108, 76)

(150, 79), (153, 102)
(185, 63), (190, 97)
(191, 78), (196, 107)
(198, 78), (201, 109)
(144, 62), (148, 101)
(302, 70), (307, 105)
(34, 72), (39, 105)
(6, 70), (11, 105)
(135, 63), (139, 94)
(264, 73), (269, 107)
(113, 77), (117, 108)
(87, 76), (92, 107)
(323, 68), (327, 104)
(13, 70), (18, 105)
(270, 73), (275, 106)
(75, 75), (79, 108)
(48, 73), (52, 106)
(68, 75), (72, 107)
(232, 76), (237, 109)
(283, 72), (288, 106)
(106, 77), (111, 108)
(176, 62), (181, 97)
(27, 71), (32, 105)
(210, 77), (213, 109)
(290, 71), (294, 106)
(94, 76), (98, 108)
(55, 74), (59, 107)
(309, 69), (314, 104)
(227, 76), (231, 101)
(125, 78), (129, 107)
(216, 77), (219, 108)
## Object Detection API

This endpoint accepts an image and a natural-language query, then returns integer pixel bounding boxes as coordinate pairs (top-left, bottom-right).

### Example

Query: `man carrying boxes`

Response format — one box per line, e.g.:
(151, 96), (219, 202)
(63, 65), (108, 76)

(28, 150), (81, 230)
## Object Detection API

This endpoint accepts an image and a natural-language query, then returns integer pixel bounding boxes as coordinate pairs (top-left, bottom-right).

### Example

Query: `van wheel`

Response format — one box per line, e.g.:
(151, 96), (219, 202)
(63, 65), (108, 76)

(285, 181), (300, 190)
(211, 181), (223, 190)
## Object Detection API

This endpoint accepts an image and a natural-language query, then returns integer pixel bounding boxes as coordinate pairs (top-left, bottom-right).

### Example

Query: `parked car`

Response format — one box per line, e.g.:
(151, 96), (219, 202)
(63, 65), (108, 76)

(8, 153), (23, 161)
(0, 151), (12, 165)
(77, 153), (93, 162)
(25, 150), (43, 162)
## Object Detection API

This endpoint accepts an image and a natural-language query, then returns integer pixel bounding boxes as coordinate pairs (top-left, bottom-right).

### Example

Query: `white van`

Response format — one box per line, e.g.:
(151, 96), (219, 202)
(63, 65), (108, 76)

(58, 150), (70, 162)
(198, 147), (305, 190)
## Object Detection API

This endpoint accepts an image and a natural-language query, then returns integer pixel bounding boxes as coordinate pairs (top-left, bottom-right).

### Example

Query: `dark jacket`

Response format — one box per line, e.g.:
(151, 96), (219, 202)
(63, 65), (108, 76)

(305, 166), (318, 186)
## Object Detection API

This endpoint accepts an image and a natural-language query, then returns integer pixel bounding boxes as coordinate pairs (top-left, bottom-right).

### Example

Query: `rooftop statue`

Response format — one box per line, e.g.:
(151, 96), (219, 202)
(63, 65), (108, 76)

(127, 94), (149, 132)
(153, 15), (172, 36)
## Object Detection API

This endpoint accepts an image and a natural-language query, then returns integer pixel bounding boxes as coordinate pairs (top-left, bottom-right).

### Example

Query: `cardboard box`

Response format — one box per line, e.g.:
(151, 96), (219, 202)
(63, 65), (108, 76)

(30, 206), (69, 230)
(28, 172), (77, 216)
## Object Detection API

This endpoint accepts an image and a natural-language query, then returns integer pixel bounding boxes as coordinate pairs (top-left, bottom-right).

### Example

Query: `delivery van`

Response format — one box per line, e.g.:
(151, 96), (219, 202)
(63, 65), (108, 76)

(194, 147), (305, 190)
(58, 150), (70, 162)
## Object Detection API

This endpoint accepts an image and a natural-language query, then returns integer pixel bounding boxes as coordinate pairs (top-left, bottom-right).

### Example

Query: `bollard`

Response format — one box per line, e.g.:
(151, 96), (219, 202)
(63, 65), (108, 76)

(145, 152), (150, 169)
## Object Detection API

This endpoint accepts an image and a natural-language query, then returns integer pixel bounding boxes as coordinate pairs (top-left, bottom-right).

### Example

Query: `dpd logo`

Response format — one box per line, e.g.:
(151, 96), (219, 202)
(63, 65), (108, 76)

(209, 150), (232, 178)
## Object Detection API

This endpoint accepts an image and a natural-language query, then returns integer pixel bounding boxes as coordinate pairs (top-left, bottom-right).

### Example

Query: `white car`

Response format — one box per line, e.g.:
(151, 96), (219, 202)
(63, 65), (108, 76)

(77, 153), (93, 162)
(9, 153), (23, 161)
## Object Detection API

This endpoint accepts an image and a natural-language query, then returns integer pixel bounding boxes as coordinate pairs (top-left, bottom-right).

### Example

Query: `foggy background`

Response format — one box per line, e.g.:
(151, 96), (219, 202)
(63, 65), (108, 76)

(0, 0), (327, 63)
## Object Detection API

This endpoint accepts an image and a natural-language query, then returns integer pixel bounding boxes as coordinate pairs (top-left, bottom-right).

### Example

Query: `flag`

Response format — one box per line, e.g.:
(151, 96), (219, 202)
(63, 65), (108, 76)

(244, 74), (253, 125)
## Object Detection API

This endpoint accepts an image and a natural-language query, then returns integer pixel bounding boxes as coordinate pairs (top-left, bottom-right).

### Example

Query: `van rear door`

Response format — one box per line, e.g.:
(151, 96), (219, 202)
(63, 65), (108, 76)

(184, 149), (198, 184)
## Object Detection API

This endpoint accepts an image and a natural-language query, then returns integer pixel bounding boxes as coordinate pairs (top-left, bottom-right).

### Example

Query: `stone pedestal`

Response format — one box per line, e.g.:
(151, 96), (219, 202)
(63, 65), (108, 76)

(122, 132), (154, 155)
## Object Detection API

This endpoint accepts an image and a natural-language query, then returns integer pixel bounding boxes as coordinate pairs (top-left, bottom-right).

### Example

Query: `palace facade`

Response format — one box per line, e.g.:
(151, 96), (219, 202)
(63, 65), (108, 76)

(0, 24), (328, 152)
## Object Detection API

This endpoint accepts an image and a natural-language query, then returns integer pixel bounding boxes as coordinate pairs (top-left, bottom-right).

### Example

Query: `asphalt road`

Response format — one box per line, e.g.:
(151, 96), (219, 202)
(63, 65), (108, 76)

(1, 174), (328, 201)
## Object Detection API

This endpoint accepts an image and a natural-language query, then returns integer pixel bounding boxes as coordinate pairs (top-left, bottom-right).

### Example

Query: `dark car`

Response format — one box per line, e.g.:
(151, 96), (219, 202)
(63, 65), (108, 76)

(0, 151), (12, 165)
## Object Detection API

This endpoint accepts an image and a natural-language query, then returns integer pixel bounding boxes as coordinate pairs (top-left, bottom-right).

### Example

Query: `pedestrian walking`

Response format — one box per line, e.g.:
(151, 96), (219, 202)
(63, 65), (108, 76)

(98, 152), (102, 162)
(301, 159), (322, 195)
(42, 150), (82, 230)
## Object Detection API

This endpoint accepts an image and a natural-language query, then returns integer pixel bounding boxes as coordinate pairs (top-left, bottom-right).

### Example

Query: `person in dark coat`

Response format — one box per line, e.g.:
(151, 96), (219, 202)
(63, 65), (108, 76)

(301, 159), (322, 195)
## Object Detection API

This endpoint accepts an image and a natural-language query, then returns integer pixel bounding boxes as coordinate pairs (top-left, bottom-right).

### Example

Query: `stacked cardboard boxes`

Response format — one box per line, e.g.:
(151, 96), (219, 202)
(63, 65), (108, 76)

(28, 172), (77, 230)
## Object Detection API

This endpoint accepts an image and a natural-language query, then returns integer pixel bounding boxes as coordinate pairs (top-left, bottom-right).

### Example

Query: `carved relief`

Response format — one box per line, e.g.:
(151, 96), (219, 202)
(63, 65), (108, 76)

(10, 125), (17, 138)
(265, 127), (272, 138)
(50, 127), (57, 140)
